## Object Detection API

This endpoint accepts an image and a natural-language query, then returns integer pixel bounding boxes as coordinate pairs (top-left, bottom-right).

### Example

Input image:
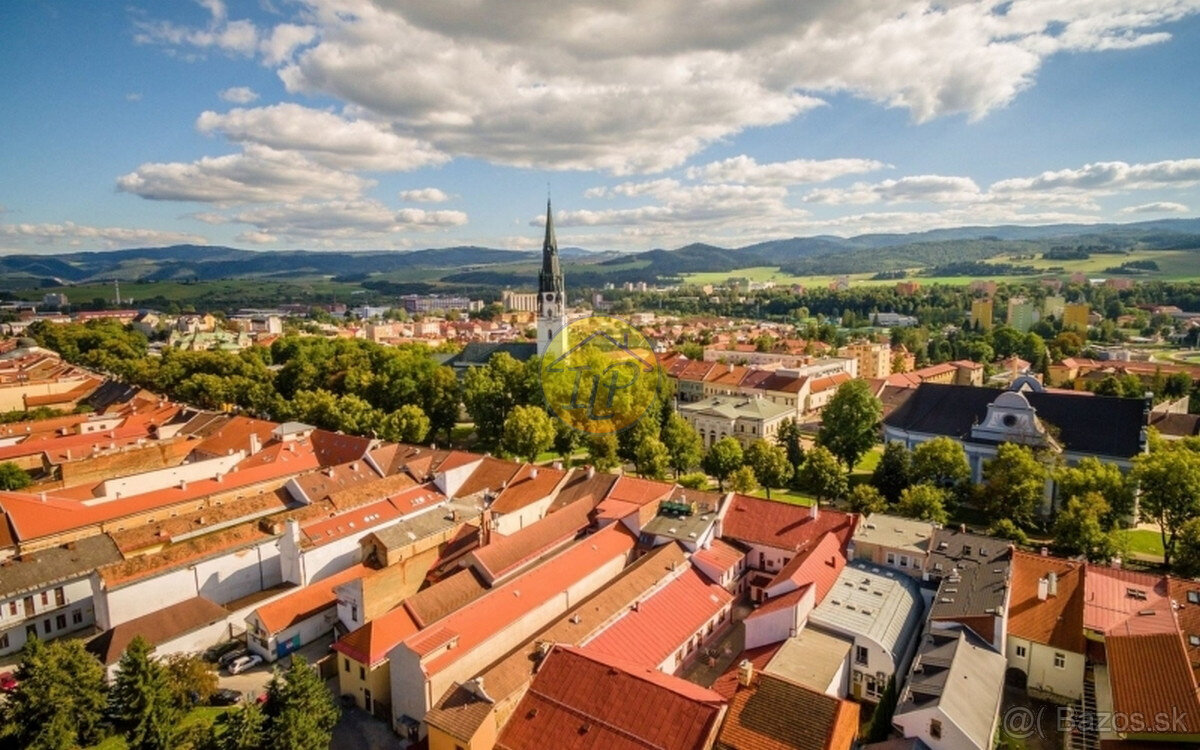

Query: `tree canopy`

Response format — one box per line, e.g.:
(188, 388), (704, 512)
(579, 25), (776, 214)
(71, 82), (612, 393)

(816, 379), (882, 470)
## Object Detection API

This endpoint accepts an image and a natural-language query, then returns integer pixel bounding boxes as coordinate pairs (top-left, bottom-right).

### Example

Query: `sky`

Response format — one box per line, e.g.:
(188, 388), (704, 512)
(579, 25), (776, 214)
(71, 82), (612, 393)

(2, 0), (1200, 255)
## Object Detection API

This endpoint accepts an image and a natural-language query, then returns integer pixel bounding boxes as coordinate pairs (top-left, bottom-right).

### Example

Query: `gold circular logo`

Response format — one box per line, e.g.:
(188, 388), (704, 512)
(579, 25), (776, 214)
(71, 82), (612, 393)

(540, 315), (662, 434)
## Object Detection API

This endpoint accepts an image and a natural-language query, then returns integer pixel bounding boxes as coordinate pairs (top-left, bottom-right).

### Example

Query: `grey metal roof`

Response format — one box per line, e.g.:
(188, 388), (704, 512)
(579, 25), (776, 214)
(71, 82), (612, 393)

(0, 534), (122, 599)
(368, 500), (483, 552)
(927, 528), (1011, 620)
(896, 625), (1006, 750)
(809, 559), (924, 664)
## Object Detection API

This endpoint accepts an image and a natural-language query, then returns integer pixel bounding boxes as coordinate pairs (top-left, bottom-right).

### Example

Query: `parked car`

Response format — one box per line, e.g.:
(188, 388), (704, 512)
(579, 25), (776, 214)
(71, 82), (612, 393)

(204, 640), (242, 663)
(210, 688), (242, 706)
(218, 648), (249, 669)
(227, 654), (263, 675)
(0, 672), (17, 693)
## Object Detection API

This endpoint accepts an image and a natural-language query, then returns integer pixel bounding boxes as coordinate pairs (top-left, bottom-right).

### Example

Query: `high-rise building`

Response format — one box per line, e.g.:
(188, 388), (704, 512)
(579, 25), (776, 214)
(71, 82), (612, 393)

(1006, 297), (1035, 333)
(970, 299), (994, 331)
(1062, 303), (1090, 330)
(1043, 295), (1066, 320)
(536, 200), (568, 356)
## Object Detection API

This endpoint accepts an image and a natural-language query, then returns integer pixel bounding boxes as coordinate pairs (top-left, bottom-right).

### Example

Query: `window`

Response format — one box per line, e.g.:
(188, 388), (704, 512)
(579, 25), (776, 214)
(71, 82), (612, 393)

(359, 666), (365, 680)
(900, 555), (909, 568)
(1189, 591), (1200, 605)
(72, 610), (82, 625)
(886, 552), (895, 565)
(54, 588), (64, 607)
(350, 605), (358, 623)
(42, 619), (50, 634)
(8, 602), (16, 616)
(55, 614), (66, 630)
(343, 658), (350, 673)
(855, 646), (869, 666)
(1015, 645), (1027, 658)
(1054, 652), (1066, 669)
(40, 592), (49, 606)
(930, 719), (942, 739)
(1190, 635), (1200, 647)
(0, 633), (7, 649)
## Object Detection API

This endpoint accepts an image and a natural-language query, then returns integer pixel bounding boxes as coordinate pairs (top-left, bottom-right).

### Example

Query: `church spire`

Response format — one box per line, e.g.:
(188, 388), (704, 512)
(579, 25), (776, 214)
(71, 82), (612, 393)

(539, 198), (563, 296)
(543, 198), (557, 255)
(537, 198), (567, 356)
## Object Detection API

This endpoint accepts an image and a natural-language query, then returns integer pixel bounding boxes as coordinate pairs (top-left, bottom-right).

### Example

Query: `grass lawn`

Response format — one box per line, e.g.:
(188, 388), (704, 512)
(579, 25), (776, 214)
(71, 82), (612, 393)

(87, 706), (231, 749)
(750, 487), (816, 506)
(1121, 528), (1165, 559)
(853, 447), (882, 475)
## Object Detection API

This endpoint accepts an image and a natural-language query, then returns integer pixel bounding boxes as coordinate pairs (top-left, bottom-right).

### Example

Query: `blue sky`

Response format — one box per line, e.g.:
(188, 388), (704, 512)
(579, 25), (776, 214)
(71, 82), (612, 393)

(2, 0), (1200, 254)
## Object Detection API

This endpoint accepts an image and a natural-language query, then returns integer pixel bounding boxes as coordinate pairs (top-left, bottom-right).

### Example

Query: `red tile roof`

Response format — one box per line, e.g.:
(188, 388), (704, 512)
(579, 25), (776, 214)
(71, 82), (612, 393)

(300, 483), (447, 547)
(190, 416), (278, 458)
(710, 643), (782, 700)
(693, 539), (746, 582)
(718, 673), (859, 750)
(253, 563), (371, 634)
(403, 567), (489, 629)
(721, 495), (857, 555)
(469, 500), (592, 582)
(403, 524), (637, 676)
(1085, 566), (1174, 636)
(1008, 550), (1086, 653)
(745, 587), (809, 622)
(489, 464), (567, 514)
(809, 372), (852, 394)
(1106, 632), (1200, 734)
(495, 646), (726, 750)
(583, 565), (733, 669)
(455, 456), (522, 498)
(765, 532), (845, 602)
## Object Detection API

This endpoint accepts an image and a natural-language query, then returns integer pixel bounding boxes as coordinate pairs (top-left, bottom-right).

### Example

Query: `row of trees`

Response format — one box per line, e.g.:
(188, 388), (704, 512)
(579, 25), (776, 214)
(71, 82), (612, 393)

(0, 637), (337, 750)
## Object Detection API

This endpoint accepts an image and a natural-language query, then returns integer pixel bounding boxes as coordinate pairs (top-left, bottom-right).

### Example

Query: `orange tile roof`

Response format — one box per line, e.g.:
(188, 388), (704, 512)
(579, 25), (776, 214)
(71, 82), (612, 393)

(455, 456), (522, 498)
(253, 563), (371, 634)
(403, 568), (490, 629)
(1107, 632), (1200, 735)
(606, 475), (674, 507)
(1084, 566), (1174, 636)
(489, 464), (567, 514)
(332, 605), (420, 667)
(718, 673), (859, 750)
(406, 524), (637, 676)
(301, 482), (446, 547)
(693, 538), (746, 581)
(582, 565), (733, 669)
(1008, 550), (1086, 653)
(469, 500), (592, 581)
(190, 416), (278, 457)
(710, 643), (782, 700)
(495, 646), (726, 750)
(809, 372), (852, 394)
(721, 495), (857, 555)
(1169, 577), (1200, 682)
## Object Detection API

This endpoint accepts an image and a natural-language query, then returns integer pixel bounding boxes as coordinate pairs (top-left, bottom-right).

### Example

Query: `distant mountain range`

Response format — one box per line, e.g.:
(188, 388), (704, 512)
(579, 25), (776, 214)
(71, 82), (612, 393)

(3, 218), (1200, 290)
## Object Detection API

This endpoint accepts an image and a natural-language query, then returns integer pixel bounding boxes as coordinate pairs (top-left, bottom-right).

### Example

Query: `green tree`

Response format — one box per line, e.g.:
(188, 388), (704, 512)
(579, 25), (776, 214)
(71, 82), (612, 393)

(1054, 457), (1135, 528)
(981, 443), (1047, 528)
(462, 352), (539, 449)
(797, 445), (848, 502)
(895, 483), (949, 524)
(0, 638), (108, 750)
(676, 472), (710, 490)
(1054, 492), (1121, 563)
(217, 702), (267, 750)
(816, 379), (882, 470)
(702, 437), (744, 491)
(586, 432), (620, 471)
(1173, 517), (1200, 578)
(377, 404), (431, 444)
(633, 436), (671, 479)
(617, 416), (660, 467)
(661, 413), (703, 477)
(162, 653), (218, 708)
(500, 405), (556, 463)
(775, 418), (806, 474)
(1133, 443), (1200, 567)
(865, 677), (898, 743)
(552, 419), (581, 463)
(988, 518), (1029, 546)
(109, 636), (179, 750)
(0, 461), (32, 491)
(262, 656), (340, 750)
(727, 465), (760, 494)
(909, 437), (970, 489)
(870, 441), (911, 503)
(847, 483), (887, 515)
(744, 439), (793, 499)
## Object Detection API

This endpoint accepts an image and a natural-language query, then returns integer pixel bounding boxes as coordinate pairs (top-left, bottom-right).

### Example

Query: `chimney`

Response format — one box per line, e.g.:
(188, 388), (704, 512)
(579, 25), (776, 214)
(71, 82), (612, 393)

(38, 491), (47, 503)
(529, 468), (539, 480)
(1047, 571), (1058, 597)
(737, 659), (754, 688)
(179, 480), (187, 491)
(1037, 577), (1049, 601)
(586, 465), (595, 480)
(1040, 546), (1049, 556)
(809, 501), (819, 520)
(551, 461), (563, 471)
(248, 432), (261, 456)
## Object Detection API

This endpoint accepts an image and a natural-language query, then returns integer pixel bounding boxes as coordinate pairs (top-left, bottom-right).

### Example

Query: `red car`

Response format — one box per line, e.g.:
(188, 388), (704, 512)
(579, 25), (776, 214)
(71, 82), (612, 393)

(0, 672), (17, 693)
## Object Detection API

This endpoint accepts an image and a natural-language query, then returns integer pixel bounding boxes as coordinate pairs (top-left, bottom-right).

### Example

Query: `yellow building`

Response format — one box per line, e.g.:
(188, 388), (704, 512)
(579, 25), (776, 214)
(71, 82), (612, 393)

(841, 341), (892, 379)
(970, 299), (994, 331)
(1062, 303), (1090, 330)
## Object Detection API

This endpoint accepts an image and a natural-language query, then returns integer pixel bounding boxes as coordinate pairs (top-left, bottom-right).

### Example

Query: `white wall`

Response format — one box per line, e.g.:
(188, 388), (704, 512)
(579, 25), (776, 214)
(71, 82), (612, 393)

(895, 705), (987, 750)
(92, 454), (243, 501)
(1006, 636), (1084, 701)
(744, 589), (814, 650)
(0, 577), (97, 656)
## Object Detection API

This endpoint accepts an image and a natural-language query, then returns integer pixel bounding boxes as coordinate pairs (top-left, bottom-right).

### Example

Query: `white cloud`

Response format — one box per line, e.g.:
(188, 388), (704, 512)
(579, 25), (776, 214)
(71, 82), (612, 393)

(991, 159), (1200, 194)
(0, 222), (207, 250)
(236, 230), (277, 245)
(196, 103), (448, 171)
(260, 23), (317, 65)
(804, 175), (984, 205)
(687, 156), (888, 185)
(219, 86), (259, 104)
(1119, 201), (1191, 214)
(116, 145), (370, 204)
(223, 200), (468, 245)
(134, 0), (258, 57)
(399, 188), (450, 203)
(125, 92), (143, 102)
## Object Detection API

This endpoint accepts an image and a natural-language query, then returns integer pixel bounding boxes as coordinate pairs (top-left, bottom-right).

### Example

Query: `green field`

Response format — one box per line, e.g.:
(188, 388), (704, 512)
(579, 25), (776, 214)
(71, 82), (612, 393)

(11, 278), (371, 309)
(1121, 528), (1166, 559)
(681, 248), (1200, 289)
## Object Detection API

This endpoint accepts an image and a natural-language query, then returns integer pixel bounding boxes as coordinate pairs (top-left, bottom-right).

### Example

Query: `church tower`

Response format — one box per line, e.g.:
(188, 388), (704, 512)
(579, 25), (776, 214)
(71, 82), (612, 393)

(537, 199), (567, 356)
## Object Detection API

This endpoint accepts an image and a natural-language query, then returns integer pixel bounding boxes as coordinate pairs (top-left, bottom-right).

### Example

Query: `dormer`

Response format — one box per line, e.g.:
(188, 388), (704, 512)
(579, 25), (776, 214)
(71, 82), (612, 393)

(970, 390), (1054, 448)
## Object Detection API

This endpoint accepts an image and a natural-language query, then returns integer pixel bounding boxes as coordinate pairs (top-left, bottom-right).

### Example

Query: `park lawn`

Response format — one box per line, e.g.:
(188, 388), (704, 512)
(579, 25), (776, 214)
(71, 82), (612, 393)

(853, 447), (882, 475)
(750, 487), (816, 506)
(1121, 528), (1166, 559)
